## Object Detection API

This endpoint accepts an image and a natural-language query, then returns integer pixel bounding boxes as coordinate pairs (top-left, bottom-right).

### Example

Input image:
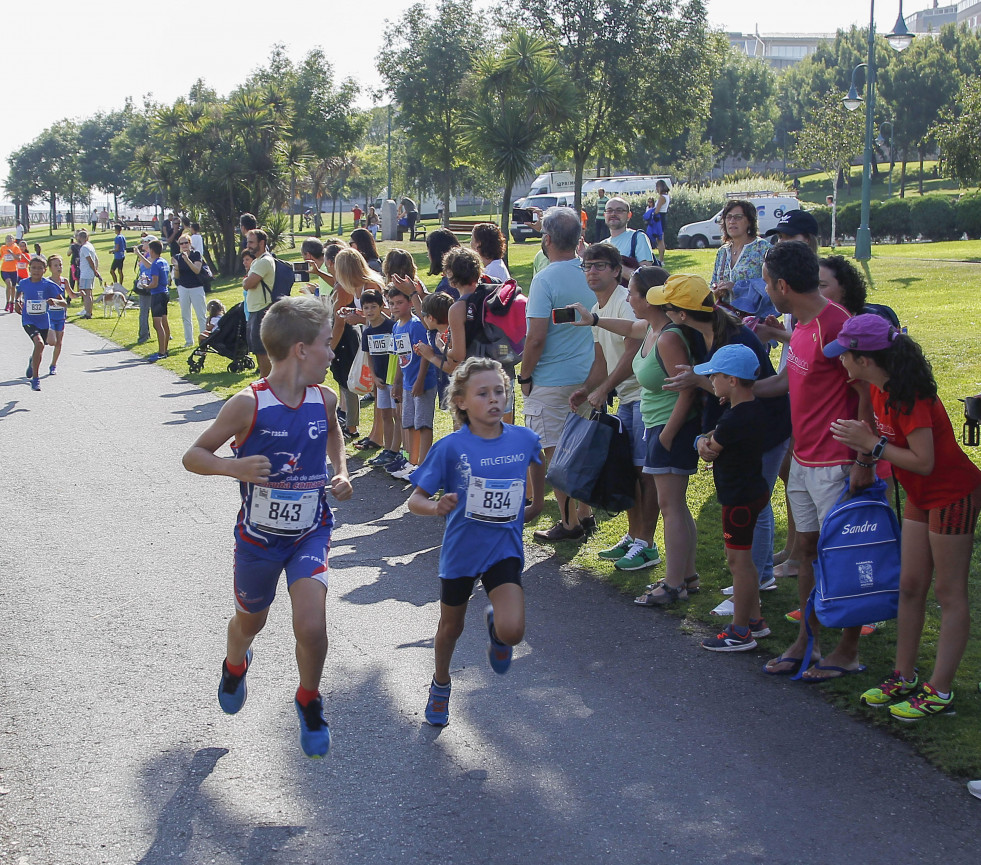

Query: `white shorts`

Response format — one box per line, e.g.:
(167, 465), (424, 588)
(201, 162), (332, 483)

(787, 460), (850, 534)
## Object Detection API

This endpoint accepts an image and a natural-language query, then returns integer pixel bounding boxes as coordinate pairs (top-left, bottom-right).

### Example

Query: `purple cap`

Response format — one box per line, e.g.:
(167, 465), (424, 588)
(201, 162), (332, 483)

(823, 313), (899, 357)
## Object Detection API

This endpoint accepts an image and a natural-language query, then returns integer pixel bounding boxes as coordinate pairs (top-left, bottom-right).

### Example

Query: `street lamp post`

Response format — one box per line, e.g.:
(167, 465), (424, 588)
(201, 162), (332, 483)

(876, 121), (895, 198)
(842, 1), (913, 261)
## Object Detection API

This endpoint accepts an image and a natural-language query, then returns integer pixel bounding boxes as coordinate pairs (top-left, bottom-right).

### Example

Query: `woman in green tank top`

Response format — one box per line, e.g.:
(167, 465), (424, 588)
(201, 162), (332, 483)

(568, 267), (701, 606)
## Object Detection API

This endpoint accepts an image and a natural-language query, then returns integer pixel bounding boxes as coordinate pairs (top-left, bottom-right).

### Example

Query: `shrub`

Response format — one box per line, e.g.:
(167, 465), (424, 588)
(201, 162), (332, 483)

(809, 205), (832, 246)
(955, 191), (981, 240)
(836, 201), (862, 238)
(909, 194), (958, 241)
(871, 198), (912, 243)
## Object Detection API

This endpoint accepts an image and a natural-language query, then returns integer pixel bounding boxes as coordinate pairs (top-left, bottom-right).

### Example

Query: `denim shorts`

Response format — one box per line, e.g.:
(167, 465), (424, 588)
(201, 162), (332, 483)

(642, 416), (700, 476)
(616, 400), (646, 467)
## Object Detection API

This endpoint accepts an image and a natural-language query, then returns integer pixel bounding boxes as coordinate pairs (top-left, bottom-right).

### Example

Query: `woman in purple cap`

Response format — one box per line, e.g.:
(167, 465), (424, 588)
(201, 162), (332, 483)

(827, 314), (981, 722)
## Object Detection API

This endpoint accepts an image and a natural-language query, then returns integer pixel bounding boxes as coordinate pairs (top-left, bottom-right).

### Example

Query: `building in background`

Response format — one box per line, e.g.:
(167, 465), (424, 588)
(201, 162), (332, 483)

(727, 31), (835, 70)
(905, 3), (958, 32)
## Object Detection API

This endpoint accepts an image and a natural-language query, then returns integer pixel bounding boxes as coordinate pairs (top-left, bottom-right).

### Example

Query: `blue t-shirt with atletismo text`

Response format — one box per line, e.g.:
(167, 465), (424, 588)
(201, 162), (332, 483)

(18, 277), (60, 328)
(410, 423), (542, 580)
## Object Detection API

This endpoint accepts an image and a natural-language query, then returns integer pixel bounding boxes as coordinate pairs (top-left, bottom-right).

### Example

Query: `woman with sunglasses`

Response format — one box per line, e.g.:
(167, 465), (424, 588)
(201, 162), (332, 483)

(172, 233), (208, 347)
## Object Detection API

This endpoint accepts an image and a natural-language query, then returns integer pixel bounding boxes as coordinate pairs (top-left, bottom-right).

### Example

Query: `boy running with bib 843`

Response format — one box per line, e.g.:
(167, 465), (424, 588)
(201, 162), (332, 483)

(408, 357), (544, 726)
(182, 296), (353, 758)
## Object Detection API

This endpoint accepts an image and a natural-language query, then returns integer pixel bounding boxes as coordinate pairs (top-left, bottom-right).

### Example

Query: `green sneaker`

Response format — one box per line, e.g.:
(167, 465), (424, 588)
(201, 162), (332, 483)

(889, 682), (954, 722)
(598, 534), (632, 561)
(615, 540), (662, 571)
(860, 670), (919, 707)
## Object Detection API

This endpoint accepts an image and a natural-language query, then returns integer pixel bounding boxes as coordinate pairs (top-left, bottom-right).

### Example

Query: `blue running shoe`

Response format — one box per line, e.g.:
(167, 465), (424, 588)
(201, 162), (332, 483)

(385, 454), (409, 476)
(217, 648), (252, 714)
(425, 679), (451, 726)
(485, 606), (513, 675)
(30, 378), (40, 392)
(295, 695), (332, 758)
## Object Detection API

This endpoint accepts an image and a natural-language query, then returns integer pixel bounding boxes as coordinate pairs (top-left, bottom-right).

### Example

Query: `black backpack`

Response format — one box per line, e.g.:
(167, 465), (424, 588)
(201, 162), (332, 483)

(259, 255), (295, 304)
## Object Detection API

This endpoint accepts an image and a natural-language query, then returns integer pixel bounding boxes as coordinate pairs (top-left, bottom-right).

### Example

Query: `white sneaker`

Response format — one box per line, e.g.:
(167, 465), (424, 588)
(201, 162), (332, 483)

(722, 576), (777, 596)
(391, 463), (417, 480)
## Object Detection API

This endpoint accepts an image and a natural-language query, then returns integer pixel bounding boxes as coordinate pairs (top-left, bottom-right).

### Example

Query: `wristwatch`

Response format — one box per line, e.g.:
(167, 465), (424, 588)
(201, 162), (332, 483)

(517, 375), (533, 385)
(870, 436), (889, 461)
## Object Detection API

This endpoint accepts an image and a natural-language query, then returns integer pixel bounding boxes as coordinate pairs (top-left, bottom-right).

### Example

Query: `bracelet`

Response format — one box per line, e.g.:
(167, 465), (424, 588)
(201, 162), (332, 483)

(693, 435), (704, 453)
(517, 375), (533, 385)
(592, 312), (600, 327)
(855, 459), (874, 469)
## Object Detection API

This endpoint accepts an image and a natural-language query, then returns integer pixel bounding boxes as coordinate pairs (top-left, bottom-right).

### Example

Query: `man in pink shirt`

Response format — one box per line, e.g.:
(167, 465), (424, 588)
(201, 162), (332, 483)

(756, 241), (875, 680)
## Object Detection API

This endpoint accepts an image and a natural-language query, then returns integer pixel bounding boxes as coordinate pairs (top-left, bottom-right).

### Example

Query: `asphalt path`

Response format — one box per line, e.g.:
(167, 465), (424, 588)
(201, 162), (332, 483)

(0, 311), (977, 865)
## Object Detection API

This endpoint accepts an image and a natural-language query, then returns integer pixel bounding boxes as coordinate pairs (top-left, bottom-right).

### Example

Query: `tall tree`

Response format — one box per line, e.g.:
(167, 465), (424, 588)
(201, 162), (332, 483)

(794, 92), (863, 245)
(465, 30), (575, 255)
(705, 37), (778, 168)
(78, 105), (135, 221)
(378, 0), (484, 226)
(934, 77), (981, 188)
(514, 0), (711, 213)
(879, 35), (960, 196)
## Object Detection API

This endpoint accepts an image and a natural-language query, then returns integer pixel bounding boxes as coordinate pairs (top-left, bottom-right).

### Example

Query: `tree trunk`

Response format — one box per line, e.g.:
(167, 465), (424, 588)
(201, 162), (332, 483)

(918, 150), (924, 195)
(899, 158), (907, 198)
(831, 175), (838, 249)
(573, 154), (586, 220)
(442, 170), (451, 229)
(500, 180), (513, 268)
(289, 173), (296, 235)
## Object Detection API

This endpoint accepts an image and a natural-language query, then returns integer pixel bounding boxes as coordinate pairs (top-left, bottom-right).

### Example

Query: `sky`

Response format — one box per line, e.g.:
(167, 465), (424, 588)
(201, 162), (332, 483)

(7, 0), (917, 203)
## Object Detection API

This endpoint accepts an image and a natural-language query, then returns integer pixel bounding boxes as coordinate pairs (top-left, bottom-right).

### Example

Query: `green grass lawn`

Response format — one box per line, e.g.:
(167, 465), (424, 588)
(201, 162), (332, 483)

(794, 160), (962, 207)
(59, 223), (981, 777)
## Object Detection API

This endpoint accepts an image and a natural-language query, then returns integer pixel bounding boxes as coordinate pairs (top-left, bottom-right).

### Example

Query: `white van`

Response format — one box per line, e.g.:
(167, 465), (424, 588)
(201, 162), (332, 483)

(677, 193), (800, 249)
(599, 175), (672, 197)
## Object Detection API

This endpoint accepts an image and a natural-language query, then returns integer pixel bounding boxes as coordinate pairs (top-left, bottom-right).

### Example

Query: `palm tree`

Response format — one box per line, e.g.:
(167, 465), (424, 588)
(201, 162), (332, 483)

(465, 31), (576, 264)
(282, 138), (313, 236)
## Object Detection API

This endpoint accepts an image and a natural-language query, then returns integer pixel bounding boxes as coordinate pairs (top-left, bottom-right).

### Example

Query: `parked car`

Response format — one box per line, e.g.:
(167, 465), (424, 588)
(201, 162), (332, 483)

(677, 193), (800, 249)
(509, 194), (576, 243)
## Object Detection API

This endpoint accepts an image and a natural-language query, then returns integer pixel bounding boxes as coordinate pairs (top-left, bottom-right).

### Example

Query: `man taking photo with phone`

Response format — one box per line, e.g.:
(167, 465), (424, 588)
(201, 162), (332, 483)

(520, 206), (600, 543)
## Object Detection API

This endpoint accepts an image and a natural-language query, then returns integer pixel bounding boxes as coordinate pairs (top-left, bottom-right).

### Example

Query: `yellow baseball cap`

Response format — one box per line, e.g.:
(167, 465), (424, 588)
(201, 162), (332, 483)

(655, 274), (714, 312)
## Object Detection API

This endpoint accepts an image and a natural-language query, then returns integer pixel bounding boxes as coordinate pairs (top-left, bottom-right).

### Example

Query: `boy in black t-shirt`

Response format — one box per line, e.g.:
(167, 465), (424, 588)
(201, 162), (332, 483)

(694, 344), (773, 653)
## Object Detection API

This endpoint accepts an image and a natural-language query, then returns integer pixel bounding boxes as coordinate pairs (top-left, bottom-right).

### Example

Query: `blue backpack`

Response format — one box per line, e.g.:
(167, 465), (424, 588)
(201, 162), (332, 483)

(792, 479), (901, 680)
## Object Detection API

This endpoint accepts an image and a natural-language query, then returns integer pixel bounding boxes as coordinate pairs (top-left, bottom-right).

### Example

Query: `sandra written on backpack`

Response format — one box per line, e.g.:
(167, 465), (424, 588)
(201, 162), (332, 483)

(464, 277), (527, 370)
(792, 478), (901, 680)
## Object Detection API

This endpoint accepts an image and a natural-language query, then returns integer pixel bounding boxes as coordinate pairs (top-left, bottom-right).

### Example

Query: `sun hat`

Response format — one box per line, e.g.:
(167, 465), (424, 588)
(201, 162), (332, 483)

(823, 313), (899, 357)
(693, 343), (761, 380)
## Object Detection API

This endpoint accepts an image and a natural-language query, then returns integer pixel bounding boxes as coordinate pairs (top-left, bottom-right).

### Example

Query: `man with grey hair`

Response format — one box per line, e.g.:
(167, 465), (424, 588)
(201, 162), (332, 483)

(520, 206), (600, 542)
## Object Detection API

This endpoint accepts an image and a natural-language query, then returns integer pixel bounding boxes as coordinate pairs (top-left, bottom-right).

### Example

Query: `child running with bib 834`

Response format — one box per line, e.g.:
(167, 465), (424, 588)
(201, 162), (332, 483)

(182, 296), (353, 758)
(408, 357), (544, 726)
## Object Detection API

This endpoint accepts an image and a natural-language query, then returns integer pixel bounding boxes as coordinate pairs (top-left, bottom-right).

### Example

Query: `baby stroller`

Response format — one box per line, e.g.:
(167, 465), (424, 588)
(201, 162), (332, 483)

(187, 302), (257, 374)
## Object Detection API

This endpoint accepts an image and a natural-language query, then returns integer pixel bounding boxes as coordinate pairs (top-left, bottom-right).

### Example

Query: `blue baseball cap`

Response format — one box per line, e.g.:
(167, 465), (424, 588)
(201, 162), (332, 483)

(693, 343), (761, 380)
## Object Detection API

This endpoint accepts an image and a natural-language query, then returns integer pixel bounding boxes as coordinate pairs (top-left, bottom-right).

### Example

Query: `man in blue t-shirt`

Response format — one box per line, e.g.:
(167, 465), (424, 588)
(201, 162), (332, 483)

(145, 239), (171, 361)
(16, 256), (65, 391)
(389, 285), (437, 479)
(519, 206), (600, 542)
(110, 224), (126, 285)
(603, 197), (654, 284)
